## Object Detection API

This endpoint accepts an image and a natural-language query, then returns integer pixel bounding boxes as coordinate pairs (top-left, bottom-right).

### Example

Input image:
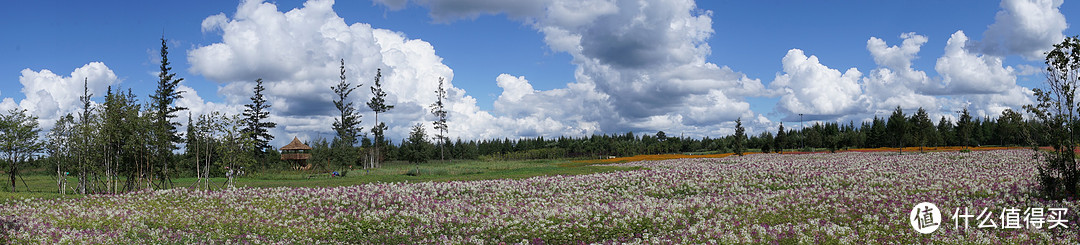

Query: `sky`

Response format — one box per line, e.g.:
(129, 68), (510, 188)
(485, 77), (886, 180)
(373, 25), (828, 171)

(0, 0), (1074, 148)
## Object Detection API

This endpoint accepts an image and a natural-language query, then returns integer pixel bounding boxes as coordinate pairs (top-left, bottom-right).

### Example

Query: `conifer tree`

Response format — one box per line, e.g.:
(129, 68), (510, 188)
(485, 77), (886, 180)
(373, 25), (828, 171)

(733, 117), (745, 156)
(368, 68), (394, 167)
(242, 78), (276, 160)
(332, 59), (362, 169)
(430, 77), (448, 161)
(150, 37), (186, 188)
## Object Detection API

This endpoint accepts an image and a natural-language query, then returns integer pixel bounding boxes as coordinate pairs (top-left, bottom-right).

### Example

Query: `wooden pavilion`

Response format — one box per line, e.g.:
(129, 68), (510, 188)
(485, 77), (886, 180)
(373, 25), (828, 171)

(280, 136), (312, 170)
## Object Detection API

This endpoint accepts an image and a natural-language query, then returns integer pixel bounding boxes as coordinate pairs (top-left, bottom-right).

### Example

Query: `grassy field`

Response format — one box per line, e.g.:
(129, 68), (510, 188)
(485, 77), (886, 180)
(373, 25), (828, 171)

(0, 158), (639, 203)
(3, 149), (1075, 243)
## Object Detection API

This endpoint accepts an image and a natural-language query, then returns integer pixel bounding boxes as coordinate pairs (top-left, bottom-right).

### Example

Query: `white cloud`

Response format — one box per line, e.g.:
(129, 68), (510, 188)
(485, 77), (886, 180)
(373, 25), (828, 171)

(978, 0), (1067, 60)
(936, 31), (1017, 95)
(863, 33), (939, 110)
(375, 0), (769, 135)
(13, 62), (118, 128)
(770, 49), (868, 119)
(188, 0), (616, 147)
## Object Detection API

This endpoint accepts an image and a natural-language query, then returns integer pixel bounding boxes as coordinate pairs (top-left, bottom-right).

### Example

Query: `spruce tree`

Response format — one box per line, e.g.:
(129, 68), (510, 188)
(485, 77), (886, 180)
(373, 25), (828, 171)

(77, 78), (93, 194)
(242, 78), (276, 159)
(733, 117), (745, 156)
(775, 123), (786, 153)
(150, 37), (186, 188)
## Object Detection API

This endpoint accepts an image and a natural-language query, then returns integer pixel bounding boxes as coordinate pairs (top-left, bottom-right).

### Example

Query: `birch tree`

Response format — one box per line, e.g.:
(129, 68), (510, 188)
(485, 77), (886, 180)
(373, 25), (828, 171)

(1, 108), (43, 192)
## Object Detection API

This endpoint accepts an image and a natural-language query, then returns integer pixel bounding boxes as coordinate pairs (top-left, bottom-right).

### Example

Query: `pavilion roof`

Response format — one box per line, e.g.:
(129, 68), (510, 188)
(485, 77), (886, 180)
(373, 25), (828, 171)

(280, 136), (312, 151)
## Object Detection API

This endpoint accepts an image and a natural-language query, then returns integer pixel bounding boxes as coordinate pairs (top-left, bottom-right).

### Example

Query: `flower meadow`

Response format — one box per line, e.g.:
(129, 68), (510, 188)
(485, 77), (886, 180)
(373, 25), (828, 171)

(2, 149), (1078, 244)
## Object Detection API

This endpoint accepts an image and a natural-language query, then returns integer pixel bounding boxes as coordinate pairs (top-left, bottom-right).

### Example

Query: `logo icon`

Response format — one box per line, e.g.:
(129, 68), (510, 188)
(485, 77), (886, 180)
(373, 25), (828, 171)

(910, 202), (941, 234)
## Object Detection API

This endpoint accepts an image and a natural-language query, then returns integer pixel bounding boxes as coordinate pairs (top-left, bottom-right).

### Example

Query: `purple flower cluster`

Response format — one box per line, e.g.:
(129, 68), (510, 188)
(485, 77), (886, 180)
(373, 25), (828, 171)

(0, 149), (1076, 243)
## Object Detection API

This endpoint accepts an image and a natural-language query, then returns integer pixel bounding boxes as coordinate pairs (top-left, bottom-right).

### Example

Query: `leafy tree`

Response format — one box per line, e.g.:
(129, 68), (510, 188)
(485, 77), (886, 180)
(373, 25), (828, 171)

(331, 59), (362, 168)
(242, 78), (276, 158)
(758, 132), (773, 153)
(368, 68), (394, 167)
(733, 117), (746, 156)
(150, 37), (186, 188)
(1, 108), (43, 192)
(220, 114), (255, 188)
(431, 77), (449, 161)
(996, 108), (1025, 146)
(48, 114), (76, 194)
(1024, 36), (1080, 200)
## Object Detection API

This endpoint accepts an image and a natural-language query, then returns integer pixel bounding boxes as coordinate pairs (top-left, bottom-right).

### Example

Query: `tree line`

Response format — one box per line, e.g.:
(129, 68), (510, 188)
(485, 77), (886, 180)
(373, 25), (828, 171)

(295, 104), (1030, 168)
(5, 35), (1079, 202)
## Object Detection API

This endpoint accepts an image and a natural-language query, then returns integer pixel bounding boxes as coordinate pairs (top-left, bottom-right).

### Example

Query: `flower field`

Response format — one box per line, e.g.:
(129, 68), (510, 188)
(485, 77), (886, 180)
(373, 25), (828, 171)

(2, 149), (1078, 243)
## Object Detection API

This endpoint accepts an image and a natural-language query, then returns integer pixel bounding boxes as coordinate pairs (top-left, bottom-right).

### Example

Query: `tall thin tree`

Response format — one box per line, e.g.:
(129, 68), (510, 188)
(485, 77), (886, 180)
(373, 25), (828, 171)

(430, 77), (449, 162)
(150, 37), (186, 188)
(242, 78), (276, 164)
(332, 59), (362, 168)
(368, 68), (394, 168)
(77, 78), (93, 194)
(733, 117), (746, 156)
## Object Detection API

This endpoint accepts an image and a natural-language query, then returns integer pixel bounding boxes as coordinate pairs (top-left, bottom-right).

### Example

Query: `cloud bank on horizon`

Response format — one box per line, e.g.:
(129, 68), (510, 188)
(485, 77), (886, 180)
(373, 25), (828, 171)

(0, 0), (1070, 147)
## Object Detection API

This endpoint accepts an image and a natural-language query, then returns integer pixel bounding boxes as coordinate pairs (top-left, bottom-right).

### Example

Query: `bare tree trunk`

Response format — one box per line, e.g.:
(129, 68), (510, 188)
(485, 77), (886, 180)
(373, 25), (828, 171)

(57, 164), (63, 195)
(9, 157), (17, 193)
(195, 139), (200, 190)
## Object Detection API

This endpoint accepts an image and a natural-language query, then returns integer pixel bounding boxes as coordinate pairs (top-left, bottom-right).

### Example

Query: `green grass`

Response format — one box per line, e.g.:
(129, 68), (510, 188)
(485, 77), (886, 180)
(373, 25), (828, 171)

(0, 159), (640, 202)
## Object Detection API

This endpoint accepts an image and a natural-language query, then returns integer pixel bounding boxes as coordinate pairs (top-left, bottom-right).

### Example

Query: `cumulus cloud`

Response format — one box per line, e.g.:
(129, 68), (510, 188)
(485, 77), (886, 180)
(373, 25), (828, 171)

(936, 31), (1017, 95)
(977, 0), (1067, 60)
(770, 49), (868, 120)
(375, 0), (768, 135)
(863, 33), (939, 110)
(188, 0), (617, 147)
(13, 62), (119, 128)
(189, 0), (469, 146)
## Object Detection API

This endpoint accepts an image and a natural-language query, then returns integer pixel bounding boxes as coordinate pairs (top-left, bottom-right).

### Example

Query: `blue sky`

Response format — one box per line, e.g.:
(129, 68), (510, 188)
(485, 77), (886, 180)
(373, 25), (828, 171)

(0, 0), (1073, 146)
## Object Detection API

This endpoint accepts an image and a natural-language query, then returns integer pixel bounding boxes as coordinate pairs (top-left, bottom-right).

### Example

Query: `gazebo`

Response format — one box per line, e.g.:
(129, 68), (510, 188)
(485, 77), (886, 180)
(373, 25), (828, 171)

(280, 136), (312, 169)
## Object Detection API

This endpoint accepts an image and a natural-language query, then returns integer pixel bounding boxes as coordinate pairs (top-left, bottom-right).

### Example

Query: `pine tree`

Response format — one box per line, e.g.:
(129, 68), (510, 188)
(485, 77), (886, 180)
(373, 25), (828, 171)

(886, 106), (907, 153)
(368, 68), (394, 167)
(430, 77), (449, 162)
(77, 78), (93, 194)
(242, 78), (276, 160)
(403, 123), (429, 164)
(909, 107), (935, 151)
(150, 37), (186, 188)
(775, 123), (786, 153)
(331, 59), (362, 168)
(733, 117), (746, 156)
(957, 108), (973, 148)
